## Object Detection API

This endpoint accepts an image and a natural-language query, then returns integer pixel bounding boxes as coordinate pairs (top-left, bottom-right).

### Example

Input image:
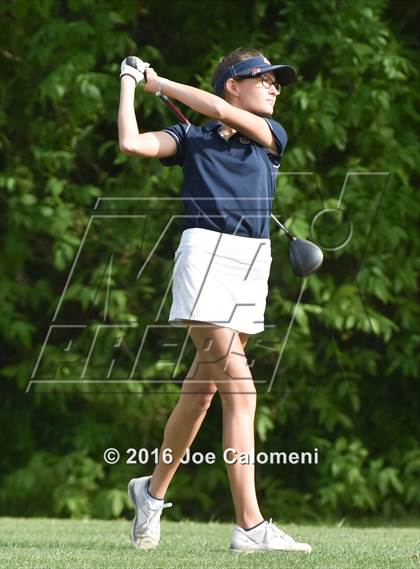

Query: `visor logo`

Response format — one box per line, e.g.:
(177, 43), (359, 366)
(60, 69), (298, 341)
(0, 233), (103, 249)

(250, 67), (261, 76)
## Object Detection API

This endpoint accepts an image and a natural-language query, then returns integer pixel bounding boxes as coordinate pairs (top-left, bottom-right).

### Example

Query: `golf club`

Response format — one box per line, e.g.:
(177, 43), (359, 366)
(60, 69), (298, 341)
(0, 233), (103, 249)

(269, 215), (323, 278)
(126, 56), (323, 277)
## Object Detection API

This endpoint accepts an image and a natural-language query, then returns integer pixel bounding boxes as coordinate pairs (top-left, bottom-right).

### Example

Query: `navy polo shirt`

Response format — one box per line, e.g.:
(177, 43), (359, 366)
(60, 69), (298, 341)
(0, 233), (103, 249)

(159, 117), (287, 238)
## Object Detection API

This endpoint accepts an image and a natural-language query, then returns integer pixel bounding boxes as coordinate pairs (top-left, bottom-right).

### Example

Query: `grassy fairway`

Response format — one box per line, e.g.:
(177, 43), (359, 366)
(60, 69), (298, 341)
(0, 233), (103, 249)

(0, 517), (419, 568)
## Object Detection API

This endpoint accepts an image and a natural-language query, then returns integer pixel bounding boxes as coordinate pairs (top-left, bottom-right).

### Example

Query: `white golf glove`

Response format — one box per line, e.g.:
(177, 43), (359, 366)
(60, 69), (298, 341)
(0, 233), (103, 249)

(120, 56), (150, 85)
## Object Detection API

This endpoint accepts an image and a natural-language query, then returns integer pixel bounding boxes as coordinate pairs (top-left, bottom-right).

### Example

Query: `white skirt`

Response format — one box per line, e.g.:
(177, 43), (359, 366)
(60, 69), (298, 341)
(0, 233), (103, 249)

(169, 228), (272, 334)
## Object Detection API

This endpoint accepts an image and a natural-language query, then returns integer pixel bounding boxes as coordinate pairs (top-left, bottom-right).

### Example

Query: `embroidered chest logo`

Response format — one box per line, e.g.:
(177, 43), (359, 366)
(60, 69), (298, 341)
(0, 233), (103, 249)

(239, 136), (251, 144)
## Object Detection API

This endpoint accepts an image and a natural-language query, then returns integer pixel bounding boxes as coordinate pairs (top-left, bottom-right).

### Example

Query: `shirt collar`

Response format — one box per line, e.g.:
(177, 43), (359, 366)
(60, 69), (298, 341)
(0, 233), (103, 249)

(202, 120), (222, 132)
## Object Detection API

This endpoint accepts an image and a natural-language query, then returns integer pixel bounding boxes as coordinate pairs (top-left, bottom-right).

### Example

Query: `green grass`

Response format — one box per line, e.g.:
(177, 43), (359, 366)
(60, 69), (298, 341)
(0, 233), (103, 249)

(1, 517), (419, 568)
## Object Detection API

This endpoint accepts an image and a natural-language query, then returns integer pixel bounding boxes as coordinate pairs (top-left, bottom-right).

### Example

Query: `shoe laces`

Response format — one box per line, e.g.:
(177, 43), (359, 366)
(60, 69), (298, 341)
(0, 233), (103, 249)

(264, 518), (294, 543)
(137, 501), (173, 539)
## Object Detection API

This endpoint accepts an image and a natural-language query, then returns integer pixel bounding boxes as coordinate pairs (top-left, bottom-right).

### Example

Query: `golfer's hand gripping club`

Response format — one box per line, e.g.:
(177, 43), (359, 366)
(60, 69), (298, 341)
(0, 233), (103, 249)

(120, 56), (150, 85)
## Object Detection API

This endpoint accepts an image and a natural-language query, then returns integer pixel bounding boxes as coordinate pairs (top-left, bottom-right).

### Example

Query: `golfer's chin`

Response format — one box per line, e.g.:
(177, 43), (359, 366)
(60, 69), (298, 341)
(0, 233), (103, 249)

(252, 103), (275, 117)
(263, 103), (275, 115)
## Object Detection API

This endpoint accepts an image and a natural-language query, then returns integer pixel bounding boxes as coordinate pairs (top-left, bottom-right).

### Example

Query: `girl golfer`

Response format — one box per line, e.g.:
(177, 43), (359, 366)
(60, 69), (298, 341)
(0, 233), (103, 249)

(118, 47), (311, 554)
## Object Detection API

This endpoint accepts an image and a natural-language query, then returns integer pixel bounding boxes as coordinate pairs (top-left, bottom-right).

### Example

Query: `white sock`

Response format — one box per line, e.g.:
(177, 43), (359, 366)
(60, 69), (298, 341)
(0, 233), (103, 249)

(243, 520), (267, 534)
(144, 479), (164, 507)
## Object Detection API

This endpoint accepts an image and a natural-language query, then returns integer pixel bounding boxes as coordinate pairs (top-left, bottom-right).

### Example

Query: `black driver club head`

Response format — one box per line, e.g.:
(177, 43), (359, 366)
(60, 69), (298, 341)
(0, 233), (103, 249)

(290, 237), (323, 277)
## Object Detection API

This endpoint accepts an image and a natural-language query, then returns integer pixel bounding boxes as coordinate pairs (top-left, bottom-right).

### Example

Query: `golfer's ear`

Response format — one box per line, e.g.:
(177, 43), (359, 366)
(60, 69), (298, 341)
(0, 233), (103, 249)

(119, 131), (177, 158)
(224, 78), (238, 98)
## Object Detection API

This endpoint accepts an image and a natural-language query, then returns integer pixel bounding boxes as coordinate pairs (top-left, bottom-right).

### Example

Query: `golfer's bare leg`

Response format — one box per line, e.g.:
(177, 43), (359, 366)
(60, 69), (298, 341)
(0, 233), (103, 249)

(186, 323), (264, 529)
(148, 342), (217, 499)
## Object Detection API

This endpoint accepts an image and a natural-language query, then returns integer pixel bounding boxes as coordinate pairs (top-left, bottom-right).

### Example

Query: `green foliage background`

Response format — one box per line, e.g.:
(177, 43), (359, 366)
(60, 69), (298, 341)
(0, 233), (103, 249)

(1, 0), (419, 522)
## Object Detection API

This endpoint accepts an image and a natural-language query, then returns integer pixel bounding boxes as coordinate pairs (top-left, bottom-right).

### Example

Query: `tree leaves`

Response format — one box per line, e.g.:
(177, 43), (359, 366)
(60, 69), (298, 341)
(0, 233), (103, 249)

(0, 0), (419, 521)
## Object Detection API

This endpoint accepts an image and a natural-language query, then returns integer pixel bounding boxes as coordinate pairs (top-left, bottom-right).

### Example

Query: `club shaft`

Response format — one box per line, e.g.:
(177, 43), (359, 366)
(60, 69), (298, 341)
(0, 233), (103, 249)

(158, 94), (190, 124)
(270, 213), (294, 240)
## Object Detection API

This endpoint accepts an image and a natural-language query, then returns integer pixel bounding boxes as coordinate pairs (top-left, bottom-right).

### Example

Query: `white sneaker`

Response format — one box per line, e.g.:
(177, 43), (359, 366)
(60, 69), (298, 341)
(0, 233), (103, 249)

(230, 518), (312, 553)
(128, 475), (173, 550)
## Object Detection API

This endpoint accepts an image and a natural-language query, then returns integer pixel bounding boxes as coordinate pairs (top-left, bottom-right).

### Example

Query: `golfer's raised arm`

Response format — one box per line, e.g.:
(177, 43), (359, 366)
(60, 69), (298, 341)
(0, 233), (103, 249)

(118, 67), (177, 158)
(143, 66), (274, 149)
(118, 76), (141, 152)
(144, 67), (223, 120)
